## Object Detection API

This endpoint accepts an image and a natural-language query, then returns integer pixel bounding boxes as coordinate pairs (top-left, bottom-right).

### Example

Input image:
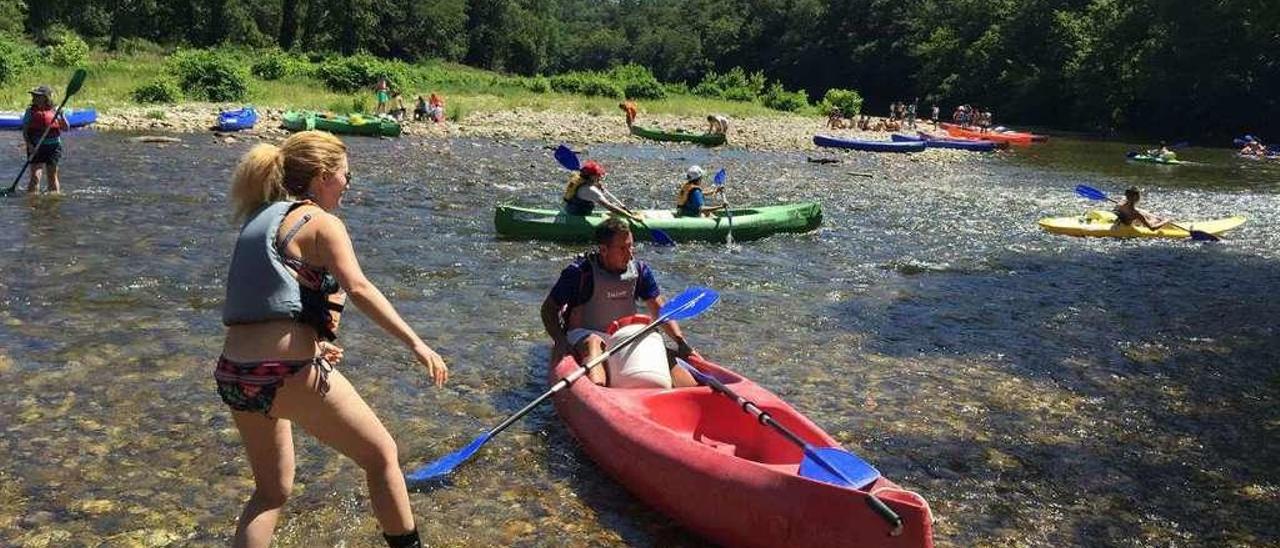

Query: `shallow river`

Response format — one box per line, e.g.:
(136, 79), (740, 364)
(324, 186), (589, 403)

(0, 129), (1277, 547)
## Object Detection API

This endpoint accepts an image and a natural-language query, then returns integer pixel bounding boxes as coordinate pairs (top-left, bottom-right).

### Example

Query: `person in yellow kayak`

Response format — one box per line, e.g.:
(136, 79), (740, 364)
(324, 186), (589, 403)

(674, 165), (725, 217)
(540, 217), (699, 388)
(1113, 187), (1171, 230)
(562, 160), (643, 221)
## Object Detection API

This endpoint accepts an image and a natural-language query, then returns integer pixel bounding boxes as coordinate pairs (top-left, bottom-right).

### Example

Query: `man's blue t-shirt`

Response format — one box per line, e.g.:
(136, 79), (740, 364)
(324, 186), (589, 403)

(549, 255), (660, 308)
(679, 187), (705, 216)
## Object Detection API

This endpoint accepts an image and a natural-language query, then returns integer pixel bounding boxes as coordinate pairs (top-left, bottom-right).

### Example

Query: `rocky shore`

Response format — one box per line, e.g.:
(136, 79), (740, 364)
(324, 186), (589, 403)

(92, 103), (961, 155)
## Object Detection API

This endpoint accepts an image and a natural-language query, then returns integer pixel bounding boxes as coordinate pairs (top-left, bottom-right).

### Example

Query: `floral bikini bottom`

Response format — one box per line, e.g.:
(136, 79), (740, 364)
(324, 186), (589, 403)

(214, 355), (331, 415)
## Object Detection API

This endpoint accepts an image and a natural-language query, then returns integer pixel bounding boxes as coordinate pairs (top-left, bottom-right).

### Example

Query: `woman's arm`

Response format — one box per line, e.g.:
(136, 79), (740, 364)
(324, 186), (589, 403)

(316, 214), (448, 386)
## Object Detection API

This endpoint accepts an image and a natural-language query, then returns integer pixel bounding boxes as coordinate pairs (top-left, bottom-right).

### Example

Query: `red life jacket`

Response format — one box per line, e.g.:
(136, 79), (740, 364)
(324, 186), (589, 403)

(25, 107), (61, 142)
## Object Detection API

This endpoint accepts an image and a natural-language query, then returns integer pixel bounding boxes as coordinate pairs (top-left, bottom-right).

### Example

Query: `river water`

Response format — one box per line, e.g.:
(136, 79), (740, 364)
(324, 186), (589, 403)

(0, 129), (1277, 547)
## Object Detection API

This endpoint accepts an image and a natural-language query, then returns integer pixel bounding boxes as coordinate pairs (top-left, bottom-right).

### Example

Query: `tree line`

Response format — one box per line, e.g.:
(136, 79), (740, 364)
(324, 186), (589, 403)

(9, 0), (1278, 138)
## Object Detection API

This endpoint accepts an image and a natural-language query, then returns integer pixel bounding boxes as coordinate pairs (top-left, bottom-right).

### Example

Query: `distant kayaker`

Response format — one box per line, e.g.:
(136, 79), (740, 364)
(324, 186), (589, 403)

(21, 84), (69, 194)
(707, 114), (729, 135)
(619, 100), (637, 127)
(372, 76), (390, 115)
(674, 165), (725, 217)
(218, 130), (447, 548)
(1146, 142), (1177, 162)
(1113, 187), (1171, 230)
(540, 217), (700, 388)
(1240, 138), (1268, 156)
(562, 160), (642, 221)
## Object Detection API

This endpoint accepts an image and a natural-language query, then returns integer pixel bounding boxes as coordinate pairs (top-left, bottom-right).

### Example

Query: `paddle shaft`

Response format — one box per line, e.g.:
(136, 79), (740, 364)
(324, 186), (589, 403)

(483, 297), (699, 439)
(676, 361), (905, 534)
(600, 185), (672, 244)
(7, 94), (74, 194)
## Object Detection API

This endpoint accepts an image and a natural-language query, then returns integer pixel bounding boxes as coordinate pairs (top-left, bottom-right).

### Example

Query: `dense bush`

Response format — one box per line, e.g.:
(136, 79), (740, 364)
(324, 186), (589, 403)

(549, 72), (623, 98)
(315, 54), (405, 93)
(0, 38), (37, 86)
(606, 64), (666, 100)
(819, 88), (863, 117)
(761, 82), (809, 112)
(47, 31), (88, 67)
(693, 67), (766, 102)
(522, 76), (551, 93)
(131, 79), (183, 103)
(169, 50), (249, 102)
(251, 50), (290, 80)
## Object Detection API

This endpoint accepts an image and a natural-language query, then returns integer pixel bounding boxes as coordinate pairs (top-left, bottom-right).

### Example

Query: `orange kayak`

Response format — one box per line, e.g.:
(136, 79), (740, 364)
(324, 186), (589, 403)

(940, 123), (1045, 144)
(550, 352), (935, 547)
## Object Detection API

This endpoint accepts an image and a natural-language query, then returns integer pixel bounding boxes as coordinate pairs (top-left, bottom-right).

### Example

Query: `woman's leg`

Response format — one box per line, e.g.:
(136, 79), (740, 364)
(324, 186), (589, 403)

(271, 365), (416, 535)
(46, 164), (59, 193)
(231, 411), (295, 548)
(27, 162), (42, 192)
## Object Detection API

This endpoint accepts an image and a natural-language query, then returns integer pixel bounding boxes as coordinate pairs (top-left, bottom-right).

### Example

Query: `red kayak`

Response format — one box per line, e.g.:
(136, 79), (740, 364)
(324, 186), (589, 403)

(550, 352), (935, 547)
(940, 122), (1046, 144)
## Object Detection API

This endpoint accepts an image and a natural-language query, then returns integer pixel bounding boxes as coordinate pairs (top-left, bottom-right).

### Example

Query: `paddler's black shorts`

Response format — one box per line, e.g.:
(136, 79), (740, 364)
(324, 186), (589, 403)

(29, 142), (62, 166)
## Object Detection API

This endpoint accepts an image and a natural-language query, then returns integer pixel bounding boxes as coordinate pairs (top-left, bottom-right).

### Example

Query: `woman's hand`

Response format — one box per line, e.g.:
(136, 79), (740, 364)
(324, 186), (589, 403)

(413, 342), (449, 387)
(319, 341), (345, 365)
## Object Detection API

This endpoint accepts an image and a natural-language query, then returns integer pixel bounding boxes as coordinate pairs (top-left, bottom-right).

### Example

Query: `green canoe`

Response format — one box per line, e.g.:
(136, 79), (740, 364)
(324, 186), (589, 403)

(629, 124), (726, 146)
(494, 203), (822, 243)
(314, 112), (402, 137)
(281, 110), (316, 131)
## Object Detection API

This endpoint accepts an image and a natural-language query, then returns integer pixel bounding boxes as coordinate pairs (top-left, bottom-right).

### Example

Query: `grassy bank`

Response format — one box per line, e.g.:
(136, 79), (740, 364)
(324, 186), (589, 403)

(0, 49), (802, 121)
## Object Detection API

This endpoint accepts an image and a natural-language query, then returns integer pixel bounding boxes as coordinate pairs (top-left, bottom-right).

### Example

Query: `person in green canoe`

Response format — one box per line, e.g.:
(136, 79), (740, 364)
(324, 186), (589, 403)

(562, 160), (643, 221)
(1146, 142), (1177, 162)
(674, 165), (725, 217)
(1113, 187), (1171, 230)
(540, 217), (700, 388)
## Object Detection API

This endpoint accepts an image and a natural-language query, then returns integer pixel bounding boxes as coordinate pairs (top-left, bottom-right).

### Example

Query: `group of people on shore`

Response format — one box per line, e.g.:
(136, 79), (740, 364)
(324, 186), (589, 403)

(952, 105), (993, 131)
(372, 77), (446, 123)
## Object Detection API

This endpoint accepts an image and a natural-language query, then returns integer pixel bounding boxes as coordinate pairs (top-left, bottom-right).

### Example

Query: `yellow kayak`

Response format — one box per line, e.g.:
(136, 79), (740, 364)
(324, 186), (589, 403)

(1038, 210), (1246, 239)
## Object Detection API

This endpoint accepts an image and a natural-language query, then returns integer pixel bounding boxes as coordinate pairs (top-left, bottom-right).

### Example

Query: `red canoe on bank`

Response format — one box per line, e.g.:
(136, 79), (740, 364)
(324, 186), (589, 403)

(550, 352), (935, 548)
(940, 122), (1046, 144)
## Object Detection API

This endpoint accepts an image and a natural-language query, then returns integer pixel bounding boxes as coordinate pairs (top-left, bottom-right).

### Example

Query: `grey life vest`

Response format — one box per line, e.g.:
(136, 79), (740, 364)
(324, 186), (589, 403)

(576, 254), (641, 332)
(222, 201), (306, 326)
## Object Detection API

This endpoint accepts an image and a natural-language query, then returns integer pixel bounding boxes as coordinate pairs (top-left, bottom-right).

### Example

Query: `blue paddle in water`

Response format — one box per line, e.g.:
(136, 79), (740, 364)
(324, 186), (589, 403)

(1073, 184), (1220, 241)
(673, 358), (905, 535)
(712, 168), (734, 245)
(553, 144), (676, 246)
(406, 286), (720, 484)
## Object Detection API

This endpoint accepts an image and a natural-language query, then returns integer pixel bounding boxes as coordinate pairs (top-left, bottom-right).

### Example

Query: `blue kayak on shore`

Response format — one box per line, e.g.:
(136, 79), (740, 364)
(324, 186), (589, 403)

(813, 134), (925, 153)
(891, 133), (998, 152)
(0, 108), (97, 130)
(217, 106), (258, 131)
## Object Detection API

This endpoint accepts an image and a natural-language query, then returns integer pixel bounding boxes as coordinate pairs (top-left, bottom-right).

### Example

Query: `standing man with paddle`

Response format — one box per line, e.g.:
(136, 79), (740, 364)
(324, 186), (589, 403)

(540, 218), (699, 388)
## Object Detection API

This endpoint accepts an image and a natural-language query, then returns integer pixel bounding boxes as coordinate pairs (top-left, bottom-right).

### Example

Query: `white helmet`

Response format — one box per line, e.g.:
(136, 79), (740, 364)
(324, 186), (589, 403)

(686, 165), (705, 182)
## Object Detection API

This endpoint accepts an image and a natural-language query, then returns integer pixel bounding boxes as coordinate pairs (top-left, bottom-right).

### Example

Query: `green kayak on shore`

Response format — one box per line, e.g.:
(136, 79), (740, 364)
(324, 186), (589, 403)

(629, 124), (726, 146)
(282, 110), (401, 137)
(281, 110), (316, 131)
(494, 203), (822, 243)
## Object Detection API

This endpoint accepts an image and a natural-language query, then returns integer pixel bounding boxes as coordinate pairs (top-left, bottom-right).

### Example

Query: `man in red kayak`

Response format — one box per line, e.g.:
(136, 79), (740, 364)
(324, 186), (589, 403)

(540, 218), (699, 388)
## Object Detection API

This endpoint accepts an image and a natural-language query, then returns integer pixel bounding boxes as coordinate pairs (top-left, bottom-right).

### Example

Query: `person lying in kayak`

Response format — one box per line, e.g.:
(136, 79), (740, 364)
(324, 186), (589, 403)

(1240, 138), (1269, 157)
(562, 160), (643, 221)
(1113, 187), (1171, 230)
(540, 218), (699, 388)
(675, 165), (725, 217)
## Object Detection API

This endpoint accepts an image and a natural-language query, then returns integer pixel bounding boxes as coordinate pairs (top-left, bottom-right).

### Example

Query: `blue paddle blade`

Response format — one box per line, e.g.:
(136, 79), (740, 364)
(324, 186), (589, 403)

(713, 168), (727, 186)
(798, 446), (882, 490)
(554, 144), (580, 171)
(646, 227), (677, 247)
(1074, 184), (1107, 201)
(405, 432), (491, 483)
(660, 286), (719, 321)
